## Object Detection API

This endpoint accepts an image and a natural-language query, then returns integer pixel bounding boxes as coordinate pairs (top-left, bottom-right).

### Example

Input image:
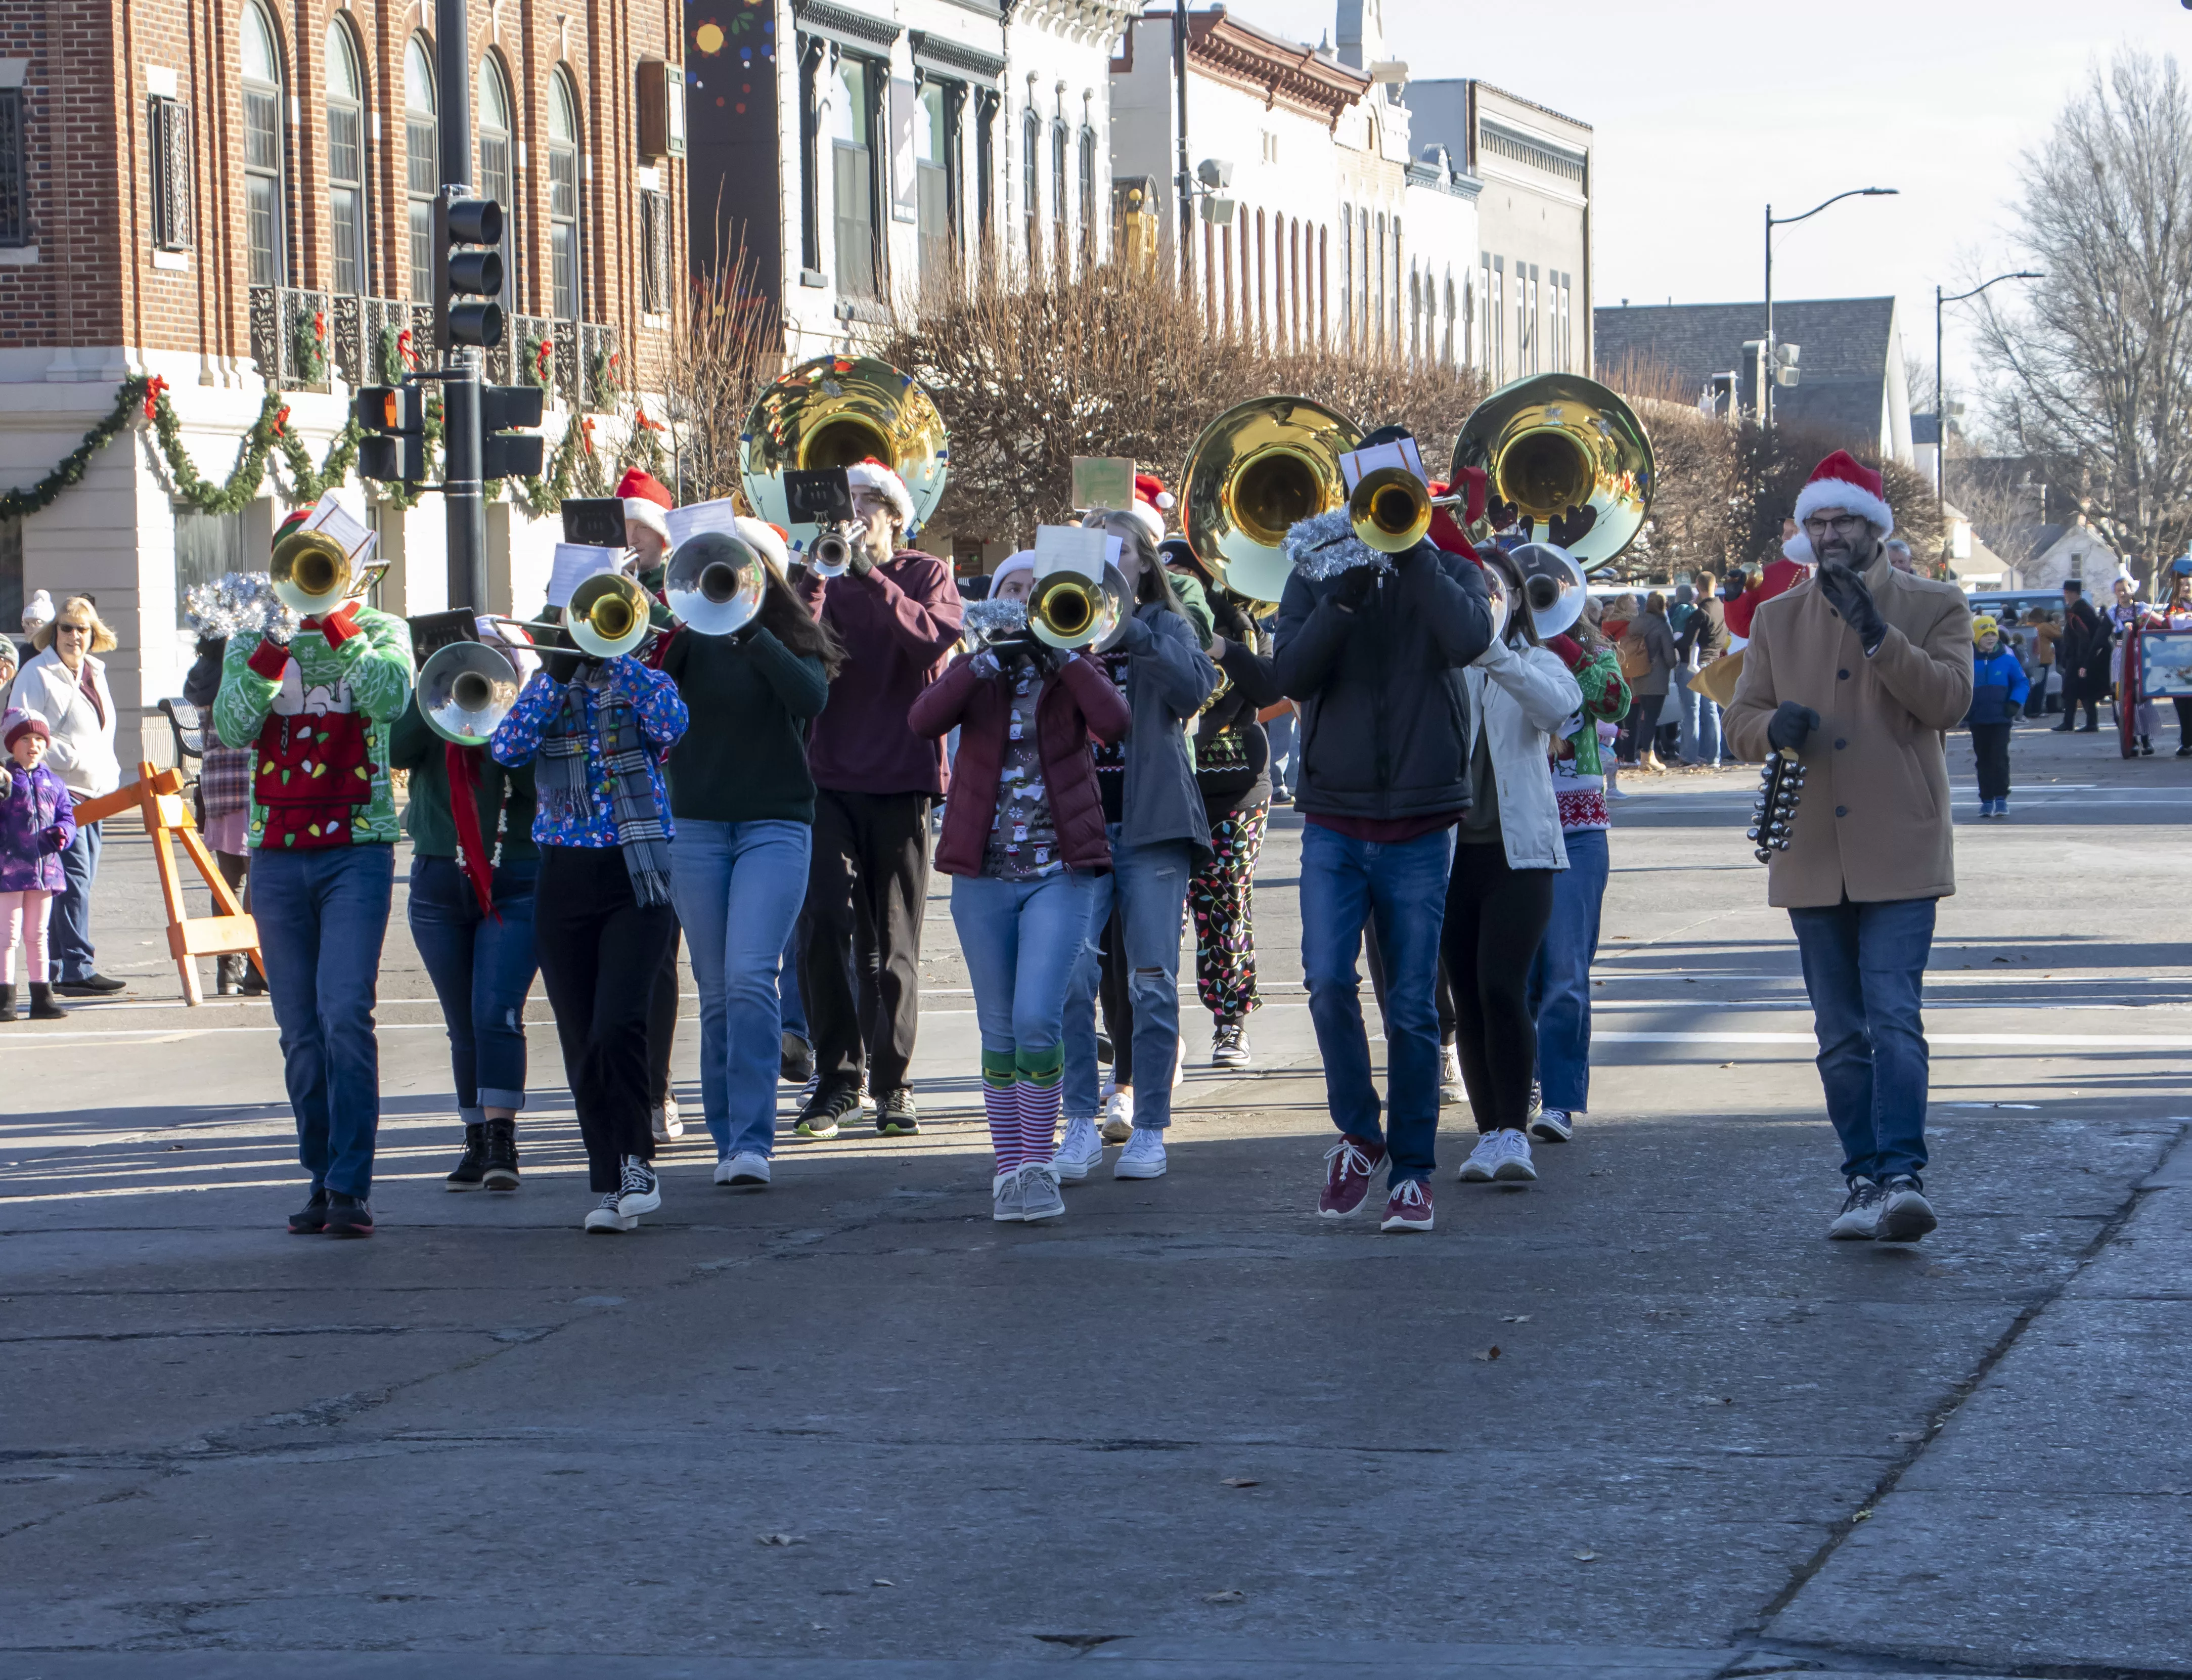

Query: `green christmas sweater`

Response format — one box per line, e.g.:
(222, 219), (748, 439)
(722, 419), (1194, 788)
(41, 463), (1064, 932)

(213, 605), (414, 850)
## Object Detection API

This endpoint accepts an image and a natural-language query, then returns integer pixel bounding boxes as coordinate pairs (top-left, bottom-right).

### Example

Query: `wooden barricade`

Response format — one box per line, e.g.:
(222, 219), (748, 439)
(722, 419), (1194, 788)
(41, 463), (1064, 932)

(73, 759), (264, 1006)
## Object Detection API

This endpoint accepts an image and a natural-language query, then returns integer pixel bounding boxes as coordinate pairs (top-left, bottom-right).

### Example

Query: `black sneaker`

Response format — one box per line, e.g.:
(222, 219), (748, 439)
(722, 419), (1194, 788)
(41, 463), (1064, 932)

(780, 1032), (815, 1086)
(325, 1192), (375, 1237)
(482, 1120), (520, 1191)
(1212, 1021), (1251, 1068)
(795, 1083), (861, 1141)
(54, 972), (126, 997)
(445, 1124), (489, 1191)
(1876, 1176), (1938, 1243)
(288, 1188), (329, 1234)
(875, 1087), (921, 1136)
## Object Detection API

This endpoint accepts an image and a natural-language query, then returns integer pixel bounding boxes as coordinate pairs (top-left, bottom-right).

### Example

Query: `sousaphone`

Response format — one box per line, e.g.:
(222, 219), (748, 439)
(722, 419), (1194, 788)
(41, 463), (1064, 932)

(1182, 397), (1360, 603)
(739, 356), (949, 549)
(1452, 373), (1654, 573)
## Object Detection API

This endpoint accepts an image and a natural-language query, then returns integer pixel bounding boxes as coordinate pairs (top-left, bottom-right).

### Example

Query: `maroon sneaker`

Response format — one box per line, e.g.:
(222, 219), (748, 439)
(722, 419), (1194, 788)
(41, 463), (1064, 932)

(1319, 1135), (1388, 1220)
(1381, 1177), (1434, 1233)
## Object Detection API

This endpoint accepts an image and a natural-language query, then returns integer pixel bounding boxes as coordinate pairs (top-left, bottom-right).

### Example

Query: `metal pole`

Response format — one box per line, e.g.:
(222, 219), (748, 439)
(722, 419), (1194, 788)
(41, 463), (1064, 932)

(1935, 284), (1946, 553)
(438, 0), (486, 613)
(1173, 5), (1192, 295)
(1762, 203), (1773, 430)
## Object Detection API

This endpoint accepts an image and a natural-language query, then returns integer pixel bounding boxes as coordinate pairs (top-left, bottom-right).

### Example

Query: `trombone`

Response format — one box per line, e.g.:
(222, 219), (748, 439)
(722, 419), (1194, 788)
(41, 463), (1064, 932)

(417, 639), (524, 748)
(664, 533), (766, 637)
(1028, 565), (1128, 651)
(506, 571), (656, 668)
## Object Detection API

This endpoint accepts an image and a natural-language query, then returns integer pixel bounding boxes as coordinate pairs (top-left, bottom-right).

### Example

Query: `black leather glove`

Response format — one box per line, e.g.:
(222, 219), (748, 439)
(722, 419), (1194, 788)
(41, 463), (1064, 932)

(1818, 562), (1887, 653)
(1333, 564), (1382, 612)
(1767, 701), (1821, 754)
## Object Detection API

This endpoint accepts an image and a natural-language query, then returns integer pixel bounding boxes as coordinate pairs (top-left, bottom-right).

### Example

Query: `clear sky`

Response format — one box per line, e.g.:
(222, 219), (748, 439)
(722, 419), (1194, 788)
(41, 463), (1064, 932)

(1219, 0), (2190, 411)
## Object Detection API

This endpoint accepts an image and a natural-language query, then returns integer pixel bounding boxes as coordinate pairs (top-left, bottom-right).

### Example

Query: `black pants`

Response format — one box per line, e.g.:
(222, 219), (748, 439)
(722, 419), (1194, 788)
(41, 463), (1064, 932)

(2174, 697), (2192, 749)
(802, 788), (931, 1096)
(1441, 842), (1556, 1134)
(1099, 904), (1131, 1081)
(533, 846), (679, 1191)
(1364, 917), (1458, 1044)
(1970, 723), (2012, 802)
(646, 924), (682, 1107)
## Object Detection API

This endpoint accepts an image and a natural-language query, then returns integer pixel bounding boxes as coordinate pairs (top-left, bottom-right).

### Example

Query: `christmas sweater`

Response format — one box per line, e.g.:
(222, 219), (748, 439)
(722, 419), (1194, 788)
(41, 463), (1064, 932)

(1548, 642), (1630, 834)
(213, 605), (414, 851)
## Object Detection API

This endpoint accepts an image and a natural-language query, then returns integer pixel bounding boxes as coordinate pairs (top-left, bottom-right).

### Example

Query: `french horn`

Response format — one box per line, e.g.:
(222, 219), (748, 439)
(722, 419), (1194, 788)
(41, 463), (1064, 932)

(417, 639), (523, 748)
(1452, 373), (1654, 572)
(665, 532), (767, 638)
(1182, 396), (1361, 603)
(739, 356), (949, 551)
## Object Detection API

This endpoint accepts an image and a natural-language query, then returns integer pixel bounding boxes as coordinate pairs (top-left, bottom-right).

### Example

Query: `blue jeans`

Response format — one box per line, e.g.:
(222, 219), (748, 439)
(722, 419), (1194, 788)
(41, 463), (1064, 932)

(407, 855), (540, 1124)
(1267, 711), (1297, 797)
(1063, 830), (1193, 1128)
(252, 844), (396, 1198)
(779, 918), (809, 1041)
(952, 871), (1102, 1064)
(48, 816), (101, 981)
(1676, 680), (1722, 766)
(1527, 826), (1608, 1113)
(669, 819), (813, 1160)
(1788, 896), (1937, 1184)
(1299, 821), (1454, 1183)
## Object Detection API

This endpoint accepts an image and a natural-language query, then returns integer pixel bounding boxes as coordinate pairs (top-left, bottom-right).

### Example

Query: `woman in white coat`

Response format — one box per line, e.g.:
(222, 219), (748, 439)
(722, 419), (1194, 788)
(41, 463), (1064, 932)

(1444, 547), (1583, 1188)
(7, 596), (123, 993)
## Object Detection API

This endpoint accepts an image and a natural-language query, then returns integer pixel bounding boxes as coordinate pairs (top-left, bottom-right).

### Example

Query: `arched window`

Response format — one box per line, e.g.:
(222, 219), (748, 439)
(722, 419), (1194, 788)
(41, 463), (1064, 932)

(1255, 208), (1267, 344)
(405, 35), (437, 303)
(242, 2), (285, 287)
(1339, 207), (1352, 350)
(1269, 214), (1283, 347)
(1050, 119), (1067, 270)
(324, 22), (367, 296)
(1021, 106), (1040, 272)
(547, 69), (582, 320)
(1318, 225), (1329, 347)
(1289, 219), (1302, 349)
(477, 57), (515, 312)
(1373, 212), (1385, 357)
(1079, 125), (1097, 262)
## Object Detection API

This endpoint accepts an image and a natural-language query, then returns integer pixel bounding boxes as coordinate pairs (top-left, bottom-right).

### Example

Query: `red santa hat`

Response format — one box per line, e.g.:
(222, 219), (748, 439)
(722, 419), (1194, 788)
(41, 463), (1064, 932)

(1793, 450), (1893, 538)
(845, 457), (916, 529)
(614, 468), (675, 547)
(1120, 472), (1175, 546)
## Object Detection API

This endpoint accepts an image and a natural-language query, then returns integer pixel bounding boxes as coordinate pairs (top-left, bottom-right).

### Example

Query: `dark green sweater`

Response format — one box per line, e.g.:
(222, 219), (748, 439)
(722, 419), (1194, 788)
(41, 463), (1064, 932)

(388, 698), (541, 862)
(662, 623), (830, 824)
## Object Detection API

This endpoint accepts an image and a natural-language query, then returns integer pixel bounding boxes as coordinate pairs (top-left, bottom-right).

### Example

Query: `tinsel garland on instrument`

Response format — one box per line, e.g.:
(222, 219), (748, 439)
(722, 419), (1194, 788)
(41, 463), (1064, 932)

(1282, 509), (1394, 582)
(183, 571), (301, 641)
(961, 597), (1030, 638)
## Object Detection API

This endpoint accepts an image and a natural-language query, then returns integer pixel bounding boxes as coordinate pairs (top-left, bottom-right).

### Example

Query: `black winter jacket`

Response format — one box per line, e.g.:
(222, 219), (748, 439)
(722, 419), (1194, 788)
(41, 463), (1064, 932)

(1218, 512), (1493, 821)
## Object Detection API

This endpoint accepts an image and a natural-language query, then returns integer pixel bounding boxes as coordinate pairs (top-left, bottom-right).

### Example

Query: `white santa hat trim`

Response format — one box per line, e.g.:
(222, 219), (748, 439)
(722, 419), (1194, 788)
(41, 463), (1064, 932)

(845, 458), (916, 529)
(733, 516), (791, 578)
(1121, 500), (1166, 547)
(1791, 451), (1894, 538)
(989, 550), (1037, 590)
(622, 498), (673, 546)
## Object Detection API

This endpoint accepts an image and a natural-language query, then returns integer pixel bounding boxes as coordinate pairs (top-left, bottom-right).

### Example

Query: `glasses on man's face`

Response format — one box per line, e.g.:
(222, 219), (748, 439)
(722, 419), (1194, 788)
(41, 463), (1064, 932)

(1804, 515), (1868, 538)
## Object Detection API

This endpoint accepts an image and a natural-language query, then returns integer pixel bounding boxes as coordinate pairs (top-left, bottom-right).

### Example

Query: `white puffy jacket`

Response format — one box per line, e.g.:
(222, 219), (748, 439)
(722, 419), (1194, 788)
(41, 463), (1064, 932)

(8, 646), (122, 799)
(1463, 637), (1583, 872)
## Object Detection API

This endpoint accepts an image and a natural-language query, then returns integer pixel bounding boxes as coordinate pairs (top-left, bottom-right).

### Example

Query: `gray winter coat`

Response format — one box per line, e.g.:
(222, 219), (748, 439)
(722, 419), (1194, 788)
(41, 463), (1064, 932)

(1113, 601), (1219, 858)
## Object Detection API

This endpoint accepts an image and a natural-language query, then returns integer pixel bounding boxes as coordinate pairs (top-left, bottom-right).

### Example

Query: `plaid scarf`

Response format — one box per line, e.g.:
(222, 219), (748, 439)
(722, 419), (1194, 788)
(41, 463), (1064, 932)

(536, 664), (674, 906)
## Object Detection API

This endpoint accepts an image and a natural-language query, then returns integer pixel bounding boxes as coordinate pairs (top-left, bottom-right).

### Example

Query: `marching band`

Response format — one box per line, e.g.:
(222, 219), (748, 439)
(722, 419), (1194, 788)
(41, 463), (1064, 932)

(206, 361), (1663, 1236)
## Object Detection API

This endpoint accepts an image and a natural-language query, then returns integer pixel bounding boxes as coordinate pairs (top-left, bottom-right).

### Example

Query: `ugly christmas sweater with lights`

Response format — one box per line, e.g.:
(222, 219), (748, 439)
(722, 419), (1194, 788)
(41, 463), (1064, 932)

(213, 605), (414, 851)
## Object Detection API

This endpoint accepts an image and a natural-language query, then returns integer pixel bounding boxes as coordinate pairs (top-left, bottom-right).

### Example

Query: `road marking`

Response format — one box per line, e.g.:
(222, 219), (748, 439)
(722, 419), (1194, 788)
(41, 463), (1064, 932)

(1596, 1029), (2192, 1047)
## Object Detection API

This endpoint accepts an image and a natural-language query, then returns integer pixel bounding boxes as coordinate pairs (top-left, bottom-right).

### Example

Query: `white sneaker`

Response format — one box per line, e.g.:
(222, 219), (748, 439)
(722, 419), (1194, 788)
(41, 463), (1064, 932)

(1016, 1161), (1066, 1222)
(616, 1156), (662, 1217)
(1053, 1117), (1104, 1181)
(1172, 1055), (1184, 1089)
(584, 1190), (636, 1234)
(651, 1097), (684, 1142)
(1100, 1088), (1136, 1144)
(1113, 1127), (1168, 1179)
(1460, 1129), (1537, 1183)
(714, 1151), (771, 1188)
(1440, 1044), (1466, 1107)
(993, 1166), (1026, 1222)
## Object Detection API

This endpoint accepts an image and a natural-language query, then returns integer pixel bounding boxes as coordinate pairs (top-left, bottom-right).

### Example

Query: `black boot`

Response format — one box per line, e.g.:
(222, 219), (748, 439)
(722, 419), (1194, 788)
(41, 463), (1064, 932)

(0, 985), (15, 1024)
(482, 1118), (520, 1191)
(239, 960), (267, 996)
(27, 984), (63, 1022)
(2141, 735), (2155, 756)
(445, 1123), (490, 1190)
(215, 954), (244, 996)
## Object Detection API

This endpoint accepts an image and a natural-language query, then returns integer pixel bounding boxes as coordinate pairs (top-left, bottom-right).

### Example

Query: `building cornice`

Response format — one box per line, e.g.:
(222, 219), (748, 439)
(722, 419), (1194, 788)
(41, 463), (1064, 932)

(792, 1), (903, 55)
(911, 29), (1008, 83)
(1181, 10), (1369, 128)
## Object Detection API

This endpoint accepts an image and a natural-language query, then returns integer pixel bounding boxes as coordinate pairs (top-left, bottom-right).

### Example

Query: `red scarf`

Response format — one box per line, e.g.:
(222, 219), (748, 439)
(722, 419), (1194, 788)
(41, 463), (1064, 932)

(444, 743), (501, 919)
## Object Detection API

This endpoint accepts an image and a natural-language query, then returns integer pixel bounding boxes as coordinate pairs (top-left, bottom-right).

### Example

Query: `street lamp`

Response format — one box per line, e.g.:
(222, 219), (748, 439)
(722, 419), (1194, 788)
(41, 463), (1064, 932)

(1763, 188), (1898, 428)
(1935, 271), (2043, 544)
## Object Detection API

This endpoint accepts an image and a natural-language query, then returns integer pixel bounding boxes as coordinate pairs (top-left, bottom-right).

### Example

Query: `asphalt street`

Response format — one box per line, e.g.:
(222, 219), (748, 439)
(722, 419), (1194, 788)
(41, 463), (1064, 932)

(2, 718), (2188, 1678)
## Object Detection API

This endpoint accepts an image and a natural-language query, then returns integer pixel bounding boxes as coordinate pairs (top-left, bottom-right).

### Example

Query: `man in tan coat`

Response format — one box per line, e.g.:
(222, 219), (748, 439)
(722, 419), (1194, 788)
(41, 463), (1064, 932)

(1726, 451), (1973, 1245)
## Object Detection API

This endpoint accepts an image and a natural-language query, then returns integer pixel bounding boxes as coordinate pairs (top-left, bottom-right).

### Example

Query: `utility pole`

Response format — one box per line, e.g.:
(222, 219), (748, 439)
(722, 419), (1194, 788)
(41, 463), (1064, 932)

(1935, 270), (2043, 555)
(1173, 5), (1192, 295)
(437, 0), (484, 613)
(1762, 187), (1898, 429)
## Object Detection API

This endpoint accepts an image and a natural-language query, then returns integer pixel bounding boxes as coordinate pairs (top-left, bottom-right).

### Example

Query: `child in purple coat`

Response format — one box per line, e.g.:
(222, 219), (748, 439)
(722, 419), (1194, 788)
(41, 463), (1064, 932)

(1, 708), (76, 1021)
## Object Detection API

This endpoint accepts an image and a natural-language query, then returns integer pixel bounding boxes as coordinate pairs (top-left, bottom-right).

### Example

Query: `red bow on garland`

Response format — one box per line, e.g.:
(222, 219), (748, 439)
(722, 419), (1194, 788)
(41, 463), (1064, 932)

(397, 328), (418, 369)
(534, 338), (554, 377)
(143, 375), (170, 421)
(272, 404), (292, 439)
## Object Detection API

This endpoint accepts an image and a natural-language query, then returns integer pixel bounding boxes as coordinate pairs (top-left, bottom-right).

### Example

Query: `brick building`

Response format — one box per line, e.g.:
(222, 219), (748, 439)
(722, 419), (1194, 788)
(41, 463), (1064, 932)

(0, 2), (685, 766)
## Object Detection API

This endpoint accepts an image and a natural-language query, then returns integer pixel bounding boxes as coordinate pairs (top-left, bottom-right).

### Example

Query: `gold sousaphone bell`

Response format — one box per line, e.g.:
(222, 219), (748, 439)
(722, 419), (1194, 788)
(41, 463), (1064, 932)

(1181, 397), (1361, 603)
(271, 528), (385, 616)
(739, 356), (950, 553)
(1452, 372), (1654, 573)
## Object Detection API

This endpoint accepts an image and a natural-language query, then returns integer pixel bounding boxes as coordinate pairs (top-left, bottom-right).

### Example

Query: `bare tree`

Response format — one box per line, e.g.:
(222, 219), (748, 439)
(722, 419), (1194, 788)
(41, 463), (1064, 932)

(1973, 49), (2192, 561)
(660, 231), (783, 505)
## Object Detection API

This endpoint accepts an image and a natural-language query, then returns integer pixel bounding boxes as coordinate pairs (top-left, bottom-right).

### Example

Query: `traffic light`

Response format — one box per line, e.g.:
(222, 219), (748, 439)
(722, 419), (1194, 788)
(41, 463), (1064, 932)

(435, 196), (506, 352)
(479, 384), (546, 480)
(355, 384), (426, 483)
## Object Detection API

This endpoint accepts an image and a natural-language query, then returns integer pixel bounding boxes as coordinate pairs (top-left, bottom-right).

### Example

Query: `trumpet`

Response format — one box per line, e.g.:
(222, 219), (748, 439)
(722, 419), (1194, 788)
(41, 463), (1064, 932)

(806, 522), (860, 580)
(271, 528), (385, 616)
(665, 533), (766, 637)
(417, 639), (523, 748)
(1029, 565), (1128, 651)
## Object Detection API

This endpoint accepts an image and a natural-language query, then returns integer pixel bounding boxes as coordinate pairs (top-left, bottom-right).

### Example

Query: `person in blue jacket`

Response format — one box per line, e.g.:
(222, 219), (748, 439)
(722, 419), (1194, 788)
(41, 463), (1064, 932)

(1967, 615), (2030, 819)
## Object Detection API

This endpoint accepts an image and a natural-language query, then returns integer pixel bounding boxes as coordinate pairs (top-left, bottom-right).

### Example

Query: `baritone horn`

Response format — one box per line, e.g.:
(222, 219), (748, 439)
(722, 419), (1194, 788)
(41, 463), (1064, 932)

(417, 640), (522, 748)
(1028, 564), (1128, 651)
(739, 356), (950, 547)
(1347, 468), (1470, 555)
(1182, 397), (1360, 602)
(665, 533), (767, 637)
(561, 571), (654, 659)
(1452, 373), (1654, 571)
(271, 529), (366, 616)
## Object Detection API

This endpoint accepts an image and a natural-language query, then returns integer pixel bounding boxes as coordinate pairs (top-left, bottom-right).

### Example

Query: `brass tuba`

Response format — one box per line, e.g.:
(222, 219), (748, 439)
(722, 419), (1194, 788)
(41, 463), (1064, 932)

(739, 356), (949, 547)
(417, 640), (523, 748)
(1182, 397), (1360, 603)
(270, 529), (363, 616)
(1451, 373), (1654, 572)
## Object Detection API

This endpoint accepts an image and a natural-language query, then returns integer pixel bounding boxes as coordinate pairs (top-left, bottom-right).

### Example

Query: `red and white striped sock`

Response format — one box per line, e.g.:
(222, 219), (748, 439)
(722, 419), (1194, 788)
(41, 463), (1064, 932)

(985, 1080), (1023, 1173)
(1017, 1077), (1061, 1165)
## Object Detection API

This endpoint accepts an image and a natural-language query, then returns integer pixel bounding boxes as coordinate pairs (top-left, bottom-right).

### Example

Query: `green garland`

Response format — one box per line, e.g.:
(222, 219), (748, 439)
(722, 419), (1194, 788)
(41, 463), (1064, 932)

(0, 378), (142, 521)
